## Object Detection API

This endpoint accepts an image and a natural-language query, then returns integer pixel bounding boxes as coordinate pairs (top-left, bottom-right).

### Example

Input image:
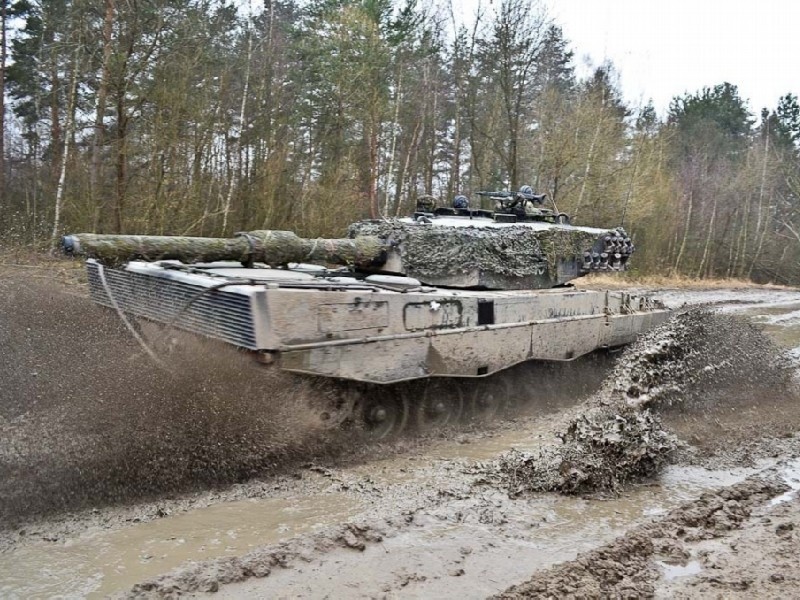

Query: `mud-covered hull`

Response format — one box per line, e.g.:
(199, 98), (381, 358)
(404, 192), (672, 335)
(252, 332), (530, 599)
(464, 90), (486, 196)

(86, 260), (669, 384)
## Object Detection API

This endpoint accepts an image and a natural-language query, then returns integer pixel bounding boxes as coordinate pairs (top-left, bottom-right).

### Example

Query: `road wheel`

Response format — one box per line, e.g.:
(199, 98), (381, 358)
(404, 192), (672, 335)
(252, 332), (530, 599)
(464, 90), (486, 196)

(416, 381), (464, 431)
(312, 386), (357, 430)
(359, 388), (409, 440)
(469, 377), (511, 422)
(555, 212), (571, 225)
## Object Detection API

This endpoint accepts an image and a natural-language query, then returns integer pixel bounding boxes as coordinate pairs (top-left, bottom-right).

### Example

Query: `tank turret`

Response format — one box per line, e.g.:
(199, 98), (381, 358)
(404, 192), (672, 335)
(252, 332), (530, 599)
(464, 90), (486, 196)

(63, 195), (633, 290)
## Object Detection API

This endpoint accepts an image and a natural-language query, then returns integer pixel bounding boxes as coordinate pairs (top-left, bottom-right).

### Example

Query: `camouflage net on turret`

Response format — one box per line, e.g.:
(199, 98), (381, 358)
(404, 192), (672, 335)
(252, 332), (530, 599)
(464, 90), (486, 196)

(349, 219), (600, 278)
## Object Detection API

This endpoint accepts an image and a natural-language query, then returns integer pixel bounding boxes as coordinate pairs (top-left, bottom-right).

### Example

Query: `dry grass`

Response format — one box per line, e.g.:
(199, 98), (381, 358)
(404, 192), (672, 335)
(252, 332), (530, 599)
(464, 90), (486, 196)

(574, 272), (797, 291)
(0, 254), (87, 288)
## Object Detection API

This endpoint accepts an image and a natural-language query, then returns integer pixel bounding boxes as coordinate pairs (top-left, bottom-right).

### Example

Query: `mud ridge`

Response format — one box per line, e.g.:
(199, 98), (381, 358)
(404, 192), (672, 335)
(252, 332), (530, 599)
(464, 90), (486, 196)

(124, 522), (388, 598)
(494, 473), (791, 598)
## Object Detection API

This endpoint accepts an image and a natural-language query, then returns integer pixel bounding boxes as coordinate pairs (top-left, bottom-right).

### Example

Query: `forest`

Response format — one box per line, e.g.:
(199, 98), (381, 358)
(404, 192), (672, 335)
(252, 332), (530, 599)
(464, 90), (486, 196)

(0, 0), (798, 282)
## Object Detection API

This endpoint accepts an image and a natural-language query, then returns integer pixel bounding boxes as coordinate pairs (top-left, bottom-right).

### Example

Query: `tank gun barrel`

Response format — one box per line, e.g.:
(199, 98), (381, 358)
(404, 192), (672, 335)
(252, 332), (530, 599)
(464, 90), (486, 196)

(62, 230), (388, 268)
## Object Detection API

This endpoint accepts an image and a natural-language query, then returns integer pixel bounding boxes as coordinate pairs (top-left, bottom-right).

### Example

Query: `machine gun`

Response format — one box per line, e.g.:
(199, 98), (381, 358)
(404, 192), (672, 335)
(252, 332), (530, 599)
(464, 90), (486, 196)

(476, 189), (569, 225)
(476, 189), (547, 205)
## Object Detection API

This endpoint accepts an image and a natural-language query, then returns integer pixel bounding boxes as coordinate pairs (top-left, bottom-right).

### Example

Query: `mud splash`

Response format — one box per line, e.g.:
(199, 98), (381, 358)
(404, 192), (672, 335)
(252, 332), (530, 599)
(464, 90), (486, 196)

(0, 271), (354, 524)
(479, 310), (798, 496)
(485, 406), (676, 496)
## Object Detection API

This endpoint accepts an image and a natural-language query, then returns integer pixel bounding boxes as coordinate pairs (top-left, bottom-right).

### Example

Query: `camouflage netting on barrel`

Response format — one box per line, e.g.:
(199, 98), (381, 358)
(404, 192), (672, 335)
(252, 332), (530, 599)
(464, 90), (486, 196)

(349, 219), (599, 278)
(62, 230), (386, 268)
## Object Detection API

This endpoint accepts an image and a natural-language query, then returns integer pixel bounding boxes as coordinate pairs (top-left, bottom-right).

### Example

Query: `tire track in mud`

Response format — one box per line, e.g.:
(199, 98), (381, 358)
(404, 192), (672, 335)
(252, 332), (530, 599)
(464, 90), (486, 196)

(494, 473), (793, 599)
(116, 468), (797, 599)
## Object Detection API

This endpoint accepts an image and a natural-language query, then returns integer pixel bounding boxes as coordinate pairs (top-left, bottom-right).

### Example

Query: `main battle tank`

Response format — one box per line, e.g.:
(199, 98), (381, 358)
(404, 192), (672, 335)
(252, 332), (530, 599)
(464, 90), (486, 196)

(63, 192), (669, 437)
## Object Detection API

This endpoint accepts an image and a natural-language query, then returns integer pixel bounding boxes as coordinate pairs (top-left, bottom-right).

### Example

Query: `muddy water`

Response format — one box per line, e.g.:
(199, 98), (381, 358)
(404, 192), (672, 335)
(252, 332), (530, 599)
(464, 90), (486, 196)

(741, 301), (800, 351)
(1, 461), (762, 600)
(0, 493), (360, 599)
(210, 463), (764, 600)
(769, 458), (800, 506)
(0, 450), (758, 599)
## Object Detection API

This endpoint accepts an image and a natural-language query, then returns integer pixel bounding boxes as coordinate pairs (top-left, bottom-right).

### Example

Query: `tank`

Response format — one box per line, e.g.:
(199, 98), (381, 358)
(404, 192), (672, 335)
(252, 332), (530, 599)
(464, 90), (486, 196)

(62, 194), (669, 438)
(64, 202), (633, 290)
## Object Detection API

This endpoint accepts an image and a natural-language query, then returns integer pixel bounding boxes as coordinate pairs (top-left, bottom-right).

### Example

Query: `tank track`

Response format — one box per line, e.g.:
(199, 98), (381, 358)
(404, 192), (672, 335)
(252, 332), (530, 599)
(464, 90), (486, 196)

(301, 352), (616, 440)
(130, 316), (616, 441)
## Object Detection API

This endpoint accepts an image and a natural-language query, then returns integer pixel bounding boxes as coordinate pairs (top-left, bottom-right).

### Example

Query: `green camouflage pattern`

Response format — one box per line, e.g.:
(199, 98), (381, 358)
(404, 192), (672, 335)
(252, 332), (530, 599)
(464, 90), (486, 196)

(348, 219), (599, 280)
(64, 230), (387, 268)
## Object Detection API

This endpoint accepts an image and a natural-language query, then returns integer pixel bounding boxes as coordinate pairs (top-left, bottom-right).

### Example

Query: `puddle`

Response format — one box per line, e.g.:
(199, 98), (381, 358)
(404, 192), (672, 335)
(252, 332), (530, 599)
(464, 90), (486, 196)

(431, 427), (555, 461)
(733, 299), (800, 355)
(657, 559), (703, 580)
(0, 493), (360, 599)
(660, 290), (800, 354)
(657, 290), (800, 312)
(769, 458), (800, 506)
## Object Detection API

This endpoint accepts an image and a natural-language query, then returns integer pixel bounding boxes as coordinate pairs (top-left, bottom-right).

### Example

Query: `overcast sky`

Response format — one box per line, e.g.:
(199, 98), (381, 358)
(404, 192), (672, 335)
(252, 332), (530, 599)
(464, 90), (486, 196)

(540, 0), (800, 117)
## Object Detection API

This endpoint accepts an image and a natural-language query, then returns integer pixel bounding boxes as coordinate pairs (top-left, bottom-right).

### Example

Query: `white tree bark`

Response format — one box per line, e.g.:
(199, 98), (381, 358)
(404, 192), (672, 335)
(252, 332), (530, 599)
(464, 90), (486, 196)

(222, 31), (253, 234)
(50, 47), (81, 252)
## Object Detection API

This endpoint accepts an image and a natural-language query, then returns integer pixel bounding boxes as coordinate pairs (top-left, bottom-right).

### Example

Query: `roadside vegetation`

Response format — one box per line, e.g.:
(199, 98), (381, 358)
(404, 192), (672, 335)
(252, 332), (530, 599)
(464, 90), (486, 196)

(577, 273), (795, 291)
(0, 0), (798, 284)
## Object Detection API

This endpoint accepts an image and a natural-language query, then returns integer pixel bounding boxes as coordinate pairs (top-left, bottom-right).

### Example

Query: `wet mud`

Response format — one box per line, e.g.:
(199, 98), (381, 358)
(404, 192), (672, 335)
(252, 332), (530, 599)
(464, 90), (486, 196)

(495, 473), (793, 598)
(655, 461), (800, 599)
(3, 265), (800, 599)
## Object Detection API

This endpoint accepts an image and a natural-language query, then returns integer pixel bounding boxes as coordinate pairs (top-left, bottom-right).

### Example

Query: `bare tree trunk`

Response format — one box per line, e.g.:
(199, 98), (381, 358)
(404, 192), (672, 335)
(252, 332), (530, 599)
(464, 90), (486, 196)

(0, 0), (7, 211)
(727, 206), (739, 278)
(394, 119), (421, 216)
(50, 47), (81, 251)
(49, 47), (62, 180)
(750, 191), (772, 278)
(383, 72), (402, 216)
(733, 193), (750, 277)
(91, 0), (115, 229)
(696, 193), (717, 278)
(572, 118), (601, 220)
(450, 77), (461, 199)
(222, 31), (252, 234)
(748, 131), (771, 278)
(114, 91), (127, 234)
(620, 147), (639, 227)
(423, 61), (437, 196)
(674, 189), (693, 273)
(367, 115), (379, 218)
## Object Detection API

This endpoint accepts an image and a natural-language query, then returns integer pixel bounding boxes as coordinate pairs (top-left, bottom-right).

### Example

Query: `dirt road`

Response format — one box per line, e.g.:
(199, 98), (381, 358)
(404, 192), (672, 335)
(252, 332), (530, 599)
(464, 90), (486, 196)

(2, 263), (800, 599)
